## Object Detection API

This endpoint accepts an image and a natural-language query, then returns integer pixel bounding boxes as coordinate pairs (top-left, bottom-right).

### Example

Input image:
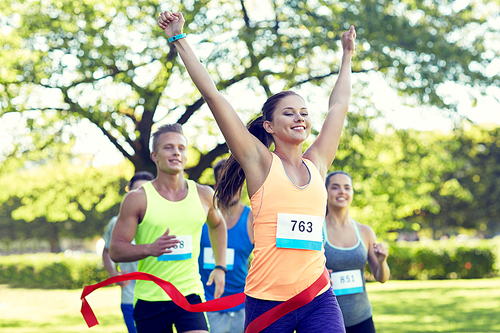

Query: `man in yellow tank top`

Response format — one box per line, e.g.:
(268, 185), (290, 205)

(110, 123), (227, 333)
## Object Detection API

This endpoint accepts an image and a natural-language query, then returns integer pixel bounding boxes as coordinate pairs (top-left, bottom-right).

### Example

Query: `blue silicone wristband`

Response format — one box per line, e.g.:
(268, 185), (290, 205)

(214, 265), (227, 273)
(168, 33), (186, 43)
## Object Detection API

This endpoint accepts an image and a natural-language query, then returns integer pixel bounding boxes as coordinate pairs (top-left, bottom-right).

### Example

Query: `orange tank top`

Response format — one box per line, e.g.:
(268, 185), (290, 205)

(245, 153), (329, 301)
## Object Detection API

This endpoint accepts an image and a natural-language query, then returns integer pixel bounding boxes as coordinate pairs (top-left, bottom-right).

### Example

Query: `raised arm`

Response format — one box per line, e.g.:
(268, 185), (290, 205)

(304, 26), (356, 178)
(157, 11), (271, 181)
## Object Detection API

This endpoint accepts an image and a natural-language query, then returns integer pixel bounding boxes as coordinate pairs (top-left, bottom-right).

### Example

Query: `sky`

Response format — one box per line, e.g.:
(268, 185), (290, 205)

(1, 69), (499, 168)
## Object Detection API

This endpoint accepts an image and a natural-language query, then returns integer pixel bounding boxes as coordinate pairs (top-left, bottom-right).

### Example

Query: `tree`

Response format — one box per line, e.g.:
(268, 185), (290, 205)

(416, 124), (500, 238)
(1, 0), (498, 180)
(0, 142), (131, 252)
(331, 116), (450, 239)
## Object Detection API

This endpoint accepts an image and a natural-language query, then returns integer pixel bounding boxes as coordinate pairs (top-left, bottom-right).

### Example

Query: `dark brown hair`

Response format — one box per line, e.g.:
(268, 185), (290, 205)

(325, 170), (352, 188)
(128, 171), (155, 190)
(215, 91), (301, 208)
(213, 159), (227, 185)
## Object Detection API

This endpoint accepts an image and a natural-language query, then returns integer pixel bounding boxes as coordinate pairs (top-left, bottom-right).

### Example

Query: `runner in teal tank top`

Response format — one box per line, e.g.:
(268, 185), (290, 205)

(324, 171), (390, 333)
(109, 123), (228, 333)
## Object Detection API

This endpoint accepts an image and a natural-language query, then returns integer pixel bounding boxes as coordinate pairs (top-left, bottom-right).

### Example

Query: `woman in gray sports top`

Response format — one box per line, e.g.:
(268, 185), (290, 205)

(323, 171), (390, 333)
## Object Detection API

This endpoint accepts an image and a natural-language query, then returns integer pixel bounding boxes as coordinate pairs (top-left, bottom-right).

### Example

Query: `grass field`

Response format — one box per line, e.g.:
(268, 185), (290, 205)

(367, 278), (500, 333)
(0, 278), (499, 333)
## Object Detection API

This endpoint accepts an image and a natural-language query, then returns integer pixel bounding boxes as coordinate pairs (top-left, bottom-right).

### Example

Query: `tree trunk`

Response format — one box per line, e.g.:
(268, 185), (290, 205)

(47, 223), (61, 253)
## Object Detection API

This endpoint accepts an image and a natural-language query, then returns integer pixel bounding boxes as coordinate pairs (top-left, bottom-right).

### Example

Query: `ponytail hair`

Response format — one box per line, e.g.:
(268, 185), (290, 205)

(215, 90), (301, 209)
(215, 116), (273, 209)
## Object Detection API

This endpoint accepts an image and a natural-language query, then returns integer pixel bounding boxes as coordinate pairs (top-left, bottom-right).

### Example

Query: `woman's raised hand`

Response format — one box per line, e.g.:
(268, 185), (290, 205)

(341, 25), (356, 56)
(157, 11), (185, 38)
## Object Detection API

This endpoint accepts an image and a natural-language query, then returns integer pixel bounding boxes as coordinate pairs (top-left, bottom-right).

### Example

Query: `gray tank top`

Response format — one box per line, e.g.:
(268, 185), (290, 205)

(324, 219), (373, 327)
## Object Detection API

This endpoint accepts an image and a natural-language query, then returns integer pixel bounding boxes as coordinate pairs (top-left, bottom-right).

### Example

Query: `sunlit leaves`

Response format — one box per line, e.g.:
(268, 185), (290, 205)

(1, 0), (499, 181)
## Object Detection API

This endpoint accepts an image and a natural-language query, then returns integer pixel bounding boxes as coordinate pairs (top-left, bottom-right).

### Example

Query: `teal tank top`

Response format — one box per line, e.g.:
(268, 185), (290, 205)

(323, 219), (373, 327)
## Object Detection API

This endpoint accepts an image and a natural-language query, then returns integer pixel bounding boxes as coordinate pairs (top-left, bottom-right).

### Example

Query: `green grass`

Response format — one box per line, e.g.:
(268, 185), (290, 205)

(368, 278), (500, 332)
(0, 278), (499, 332)
(0, 284), (125, 333)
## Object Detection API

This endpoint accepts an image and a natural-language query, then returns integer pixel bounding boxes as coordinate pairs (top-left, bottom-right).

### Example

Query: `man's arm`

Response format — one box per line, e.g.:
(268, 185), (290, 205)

(198, 184), (227, 298)
(110, 189), (179, 262)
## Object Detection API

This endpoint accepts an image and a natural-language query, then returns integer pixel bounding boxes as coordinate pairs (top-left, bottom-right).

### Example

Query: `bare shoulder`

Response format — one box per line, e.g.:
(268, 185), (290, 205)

(242, 148), (273, 197)
(195, 183), (215, 204)
(356, 221), (376, 242)
(123, 186), (147, 204)
(195, 182), (215, 196)
(116, 186), (147, 227)
(119, 187), (147, 216)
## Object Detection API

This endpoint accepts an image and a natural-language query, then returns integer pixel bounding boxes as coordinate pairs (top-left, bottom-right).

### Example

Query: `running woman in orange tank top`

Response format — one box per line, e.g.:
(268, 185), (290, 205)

(158, 10), (356, 333)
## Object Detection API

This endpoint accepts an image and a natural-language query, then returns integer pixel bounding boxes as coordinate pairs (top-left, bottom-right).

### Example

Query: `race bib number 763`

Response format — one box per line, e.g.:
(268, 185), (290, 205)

(276, 213), (323, 251)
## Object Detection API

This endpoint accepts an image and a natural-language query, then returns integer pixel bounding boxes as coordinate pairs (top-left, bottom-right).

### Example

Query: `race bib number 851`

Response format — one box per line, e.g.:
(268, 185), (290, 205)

(276, 213), (323, 251)
(331, 269), (363, 296)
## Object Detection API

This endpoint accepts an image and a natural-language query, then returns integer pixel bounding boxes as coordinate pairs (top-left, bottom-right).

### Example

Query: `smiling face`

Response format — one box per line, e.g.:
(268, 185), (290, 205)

(264, 94), (311, 144)
(327, 173), (353, 210)
(151, 132), (188, 175)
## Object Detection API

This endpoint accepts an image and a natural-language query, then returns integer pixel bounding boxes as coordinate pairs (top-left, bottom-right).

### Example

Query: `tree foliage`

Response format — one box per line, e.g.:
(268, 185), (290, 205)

(0, 142), (131, 252)
(1, 122), (498, 251)
(332, 118), (500, 239)
(1, 0), (498, 179)
(1, 0), (499, 248)
(415, 124), (500, 238)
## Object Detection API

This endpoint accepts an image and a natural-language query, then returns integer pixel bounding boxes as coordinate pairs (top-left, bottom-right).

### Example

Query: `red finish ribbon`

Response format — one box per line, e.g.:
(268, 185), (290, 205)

(244, 268), (329, 333)
(80, 269), (329, 332)
(80, 271), (245, 328)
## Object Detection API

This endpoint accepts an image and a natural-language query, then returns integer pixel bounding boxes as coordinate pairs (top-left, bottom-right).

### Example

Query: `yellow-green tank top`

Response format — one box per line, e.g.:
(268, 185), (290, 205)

(134, 179), (207, 302)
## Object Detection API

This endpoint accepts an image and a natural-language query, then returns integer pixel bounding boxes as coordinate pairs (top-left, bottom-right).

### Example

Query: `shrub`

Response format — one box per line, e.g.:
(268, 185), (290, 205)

(0, 253), (107, 289)
(384, 239), (498, 280)
(0, 239), (498, 288)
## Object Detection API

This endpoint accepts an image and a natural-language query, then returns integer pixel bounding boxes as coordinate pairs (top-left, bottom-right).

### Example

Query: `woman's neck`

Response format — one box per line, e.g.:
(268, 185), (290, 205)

(325, 207), (350, 226)
(273, 143), (304, 166)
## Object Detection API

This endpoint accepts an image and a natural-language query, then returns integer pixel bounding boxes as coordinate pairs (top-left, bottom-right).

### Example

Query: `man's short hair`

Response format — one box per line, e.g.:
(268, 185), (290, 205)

(151, 123), (186, 153)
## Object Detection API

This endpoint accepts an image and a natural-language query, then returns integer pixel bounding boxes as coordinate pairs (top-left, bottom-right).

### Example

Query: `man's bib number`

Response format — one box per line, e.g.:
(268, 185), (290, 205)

(276, 213), (323, 251)
(330, 269), (363, 296)
(203, 248), (235, 270)
(157, 235), (192, 261)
